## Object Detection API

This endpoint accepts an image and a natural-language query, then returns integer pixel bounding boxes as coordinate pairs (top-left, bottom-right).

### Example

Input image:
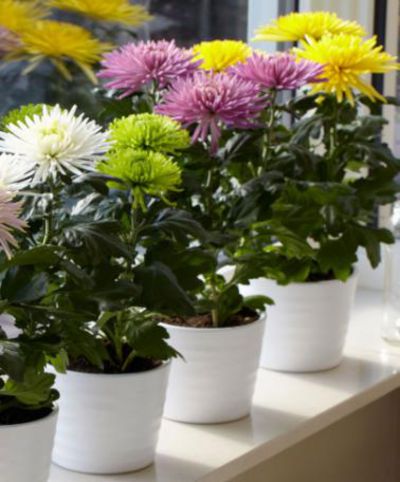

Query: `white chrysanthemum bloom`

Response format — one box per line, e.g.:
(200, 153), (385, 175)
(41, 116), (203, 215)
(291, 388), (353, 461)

(0, 105), (110, 185)
(0, 153), (33, 192)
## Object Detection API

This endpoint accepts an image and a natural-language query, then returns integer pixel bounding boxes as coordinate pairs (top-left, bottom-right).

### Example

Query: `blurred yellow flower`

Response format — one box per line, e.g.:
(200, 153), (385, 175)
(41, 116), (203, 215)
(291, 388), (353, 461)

(19, 20), (112, 83)
(193, 40), (251, 72)
(295, 34), (400, 103)
(254, 11), (365, 42)
(48, 0), (152, 27)
(0, 0), (47, 33)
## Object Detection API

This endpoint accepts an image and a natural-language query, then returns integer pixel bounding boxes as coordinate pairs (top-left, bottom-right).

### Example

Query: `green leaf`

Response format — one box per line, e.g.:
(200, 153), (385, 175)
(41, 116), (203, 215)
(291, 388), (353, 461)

(1, 369), (56, 406)
(290, 114), (323, 144)
(126, 320), (178, 361)
(0, 341), (25, 381)
(243, 295), (274, 311)
(142, 209), (208, 241)
(0, 246), (60, 270)
(318, 231), (358, 280)
(1, 267), (48, 303)
(63, 221), (132, 264)
(352, 225), (394, 268)
(134, 262), (195, 316)
(47, 349), (68, 374)
(215, 285), (243, 325)
(146, 241), (216, 292)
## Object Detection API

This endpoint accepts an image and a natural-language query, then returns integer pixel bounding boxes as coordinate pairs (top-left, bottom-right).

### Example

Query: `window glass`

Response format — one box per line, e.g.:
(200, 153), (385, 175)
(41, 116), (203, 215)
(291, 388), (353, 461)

(0, 0), (248, 114)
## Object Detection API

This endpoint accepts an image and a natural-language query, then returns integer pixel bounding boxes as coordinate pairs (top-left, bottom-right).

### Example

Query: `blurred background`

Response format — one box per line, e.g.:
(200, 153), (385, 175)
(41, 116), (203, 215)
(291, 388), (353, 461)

(0, 0), (398, 158)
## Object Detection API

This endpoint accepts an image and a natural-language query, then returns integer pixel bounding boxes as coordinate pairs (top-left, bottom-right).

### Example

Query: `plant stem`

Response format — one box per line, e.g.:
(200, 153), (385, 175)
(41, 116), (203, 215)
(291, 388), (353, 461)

(130, 205), (140, 247)
(327, 100), (339, 180)
(121, 348), (137, 372)
(113, 314), (124, 366)
(204, 164), (221, 326)
(42, 193), (54, 245)
(261, 89), (277, 172)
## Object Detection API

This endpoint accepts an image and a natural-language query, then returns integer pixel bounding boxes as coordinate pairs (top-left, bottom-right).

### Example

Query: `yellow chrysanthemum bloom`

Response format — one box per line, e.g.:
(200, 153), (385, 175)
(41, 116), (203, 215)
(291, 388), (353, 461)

(254, 11), (365, 42)
(47, 0), (152, 27)
(193, 40), (251, 72)
(0, 0), (47, 33)
(19, 20), (112, 83)
(295, 34), (400, 104)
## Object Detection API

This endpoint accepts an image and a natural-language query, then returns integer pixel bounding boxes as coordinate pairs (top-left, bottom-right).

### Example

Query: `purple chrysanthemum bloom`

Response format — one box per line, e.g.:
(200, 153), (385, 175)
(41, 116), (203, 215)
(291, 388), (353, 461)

(156, 71), (266, 153)
(98, 40), (200, 97)
(0, 27), (21, 59)
(229, 52), (325, 90)
(0, 189), (25, 259)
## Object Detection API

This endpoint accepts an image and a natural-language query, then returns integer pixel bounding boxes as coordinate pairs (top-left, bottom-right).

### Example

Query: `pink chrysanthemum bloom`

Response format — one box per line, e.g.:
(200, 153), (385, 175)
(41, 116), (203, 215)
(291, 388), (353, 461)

(0, 189), (25, 259)
(0, 27), (21, 59)
(98, 40), (200, 97)
(229, 52), (325, 90)
(156, 71), (266, 153)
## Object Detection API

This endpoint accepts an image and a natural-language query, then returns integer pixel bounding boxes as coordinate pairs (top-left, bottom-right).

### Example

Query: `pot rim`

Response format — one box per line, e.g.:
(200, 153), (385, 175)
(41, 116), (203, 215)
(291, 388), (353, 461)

(0, 405), (58, 430)
(60, 359), (171, 380)
(160, 312), (266, 333)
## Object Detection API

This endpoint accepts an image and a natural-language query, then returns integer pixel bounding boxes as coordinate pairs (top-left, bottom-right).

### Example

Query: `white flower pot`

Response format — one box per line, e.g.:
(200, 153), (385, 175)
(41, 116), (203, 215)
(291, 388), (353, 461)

(240, 272), (358, 372)
(0, 408), (58, 482)
(52, 363), (170, 474)
(161, 317), (265, 423)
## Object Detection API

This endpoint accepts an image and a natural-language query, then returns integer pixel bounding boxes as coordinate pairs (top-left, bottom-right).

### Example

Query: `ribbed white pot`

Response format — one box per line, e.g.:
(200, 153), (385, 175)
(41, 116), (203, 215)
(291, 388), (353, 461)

(161, 317), (265, 423)
(0, 408), (58, 482)
(52, 363), (170, 474)
(240, 272), (358, 372)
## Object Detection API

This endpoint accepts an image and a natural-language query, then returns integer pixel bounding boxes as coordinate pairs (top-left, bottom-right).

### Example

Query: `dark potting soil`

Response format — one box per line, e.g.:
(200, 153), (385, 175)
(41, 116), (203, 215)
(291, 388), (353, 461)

(68, 345), (161, 375)
(306, 271), (337, 282)
(0, 405), (52, 426)
(164, 306), (259, 328)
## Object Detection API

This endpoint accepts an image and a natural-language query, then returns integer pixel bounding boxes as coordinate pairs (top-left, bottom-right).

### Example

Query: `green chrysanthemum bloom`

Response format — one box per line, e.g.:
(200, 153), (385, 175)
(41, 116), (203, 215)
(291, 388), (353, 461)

(109, 113), (191, 155)
(1, 104), (48, 131)
(98, 148), (182, 210)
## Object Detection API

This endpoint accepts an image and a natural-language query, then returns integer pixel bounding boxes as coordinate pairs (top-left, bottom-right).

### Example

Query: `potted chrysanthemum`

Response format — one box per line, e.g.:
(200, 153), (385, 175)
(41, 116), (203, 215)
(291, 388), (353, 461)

(97, 39), (274, 423)
(0, 189), (59, 482)
(149, 41), (281, 423)
(234, 12), (400, 372)
(0, 104), (199, 473)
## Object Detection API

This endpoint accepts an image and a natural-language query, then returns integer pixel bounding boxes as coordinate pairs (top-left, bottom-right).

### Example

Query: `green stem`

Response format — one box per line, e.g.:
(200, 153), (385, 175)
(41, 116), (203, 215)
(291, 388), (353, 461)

(210, 276), (219, 328)
(205, 168), (215, 229)
(327, 101), (339, 180)
(42, 182), (59, 245)
(113, 314), (124, 366)
(130, 205), (140, 247)
(204, 164), (220, 327)
(42, 195), (53, 245)
(261, 89), (277, 172)
(121, 348), (137, 372)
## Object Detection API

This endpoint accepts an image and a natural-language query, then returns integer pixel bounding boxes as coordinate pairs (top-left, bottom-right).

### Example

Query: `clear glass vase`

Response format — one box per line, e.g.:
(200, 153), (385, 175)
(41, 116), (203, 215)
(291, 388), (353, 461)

(382, 202), (400, 344)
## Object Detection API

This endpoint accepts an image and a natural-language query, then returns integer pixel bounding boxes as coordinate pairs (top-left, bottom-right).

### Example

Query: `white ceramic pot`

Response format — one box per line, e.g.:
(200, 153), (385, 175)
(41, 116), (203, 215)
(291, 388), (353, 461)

(52, 363), (170, 474)
(240, 272), (358, 372)
(0, 408), (58, 482)
(162, 317), (265, 423)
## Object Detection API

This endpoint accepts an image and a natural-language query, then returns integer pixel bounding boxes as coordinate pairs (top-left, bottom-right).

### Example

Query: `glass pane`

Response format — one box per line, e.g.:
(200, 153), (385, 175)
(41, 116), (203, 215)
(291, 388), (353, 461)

(0, 0), (249, 114)
(148, 0), (248, 45)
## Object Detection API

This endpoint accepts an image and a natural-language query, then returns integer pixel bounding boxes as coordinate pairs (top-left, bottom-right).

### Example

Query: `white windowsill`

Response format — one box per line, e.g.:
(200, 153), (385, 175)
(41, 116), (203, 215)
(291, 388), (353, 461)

(49, 289), (400, 482)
